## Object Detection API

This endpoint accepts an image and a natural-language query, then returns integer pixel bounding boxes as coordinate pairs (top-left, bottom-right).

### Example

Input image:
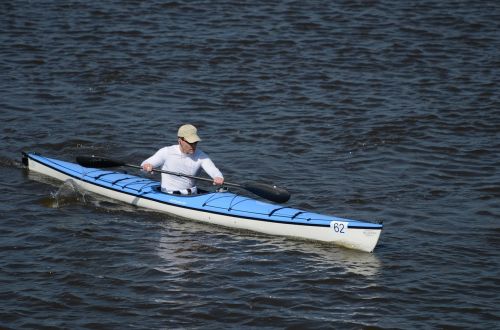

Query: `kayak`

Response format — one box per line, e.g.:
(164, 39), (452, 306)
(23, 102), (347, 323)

(22, 152), (383, 252)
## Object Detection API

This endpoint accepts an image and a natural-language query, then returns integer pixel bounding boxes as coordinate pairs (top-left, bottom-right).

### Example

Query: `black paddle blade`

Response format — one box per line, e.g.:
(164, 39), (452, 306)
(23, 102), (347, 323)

(243, 182), (291, 203)
(76, 156), (126, 168)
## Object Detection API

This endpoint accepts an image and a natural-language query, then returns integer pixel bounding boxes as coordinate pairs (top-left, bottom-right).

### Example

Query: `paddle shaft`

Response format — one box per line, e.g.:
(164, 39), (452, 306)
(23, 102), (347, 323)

(124, 163), (243, 188)
(75, 156), (290, 203)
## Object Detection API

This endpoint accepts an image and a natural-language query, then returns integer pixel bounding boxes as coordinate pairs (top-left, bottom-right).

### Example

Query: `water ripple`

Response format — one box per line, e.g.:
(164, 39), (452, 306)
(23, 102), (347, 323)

(1, 0), (499, 328)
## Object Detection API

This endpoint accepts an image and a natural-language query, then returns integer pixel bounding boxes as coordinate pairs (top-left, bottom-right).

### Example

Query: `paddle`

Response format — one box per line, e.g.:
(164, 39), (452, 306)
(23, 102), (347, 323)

(76, 156), (291, 203)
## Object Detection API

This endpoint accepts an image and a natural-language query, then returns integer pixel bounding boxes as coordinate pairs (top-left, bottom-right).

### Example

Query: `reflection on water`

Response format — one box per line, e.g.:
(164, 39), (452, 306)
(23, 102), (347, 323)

(297, 244), (382, 277)
(154, 224), (381, 278)
(150, 225), (383, 324)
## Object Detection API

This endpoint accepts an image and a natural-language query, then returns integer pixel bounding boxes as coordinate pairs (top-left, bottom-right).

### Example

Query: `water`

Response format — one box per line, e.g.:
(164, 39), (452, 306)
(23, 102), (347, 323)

(1, 0), (499, 328)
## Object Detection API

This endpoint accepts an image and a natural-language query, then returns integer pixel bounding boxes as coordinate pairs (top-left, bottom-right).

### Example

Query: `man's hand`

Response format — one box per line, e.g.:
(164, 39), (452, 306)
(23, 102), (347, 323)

(142, 163), (154, 173)
(213, 177), (224, 186)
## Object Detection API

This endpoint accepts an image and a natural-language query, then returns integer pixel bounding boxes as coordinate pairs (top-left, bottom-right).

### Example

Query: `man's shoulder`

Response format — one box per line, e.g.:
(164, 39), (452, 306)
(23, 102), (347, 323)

(160, 145), (179, 153)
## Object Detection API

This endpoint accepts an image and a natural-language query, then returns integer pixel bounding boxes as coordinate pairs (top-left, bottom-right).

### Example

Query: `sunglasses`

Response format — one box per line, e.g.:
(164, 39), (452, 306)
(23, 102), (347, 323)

(180, 137), (198, 145)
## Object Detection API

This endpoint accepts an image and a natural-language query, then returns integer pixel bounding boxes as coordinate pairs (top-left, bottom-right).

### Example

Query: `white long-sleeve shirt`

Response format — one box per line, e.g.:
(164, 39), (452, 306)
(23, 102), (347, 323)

(141, 145), (223, 192)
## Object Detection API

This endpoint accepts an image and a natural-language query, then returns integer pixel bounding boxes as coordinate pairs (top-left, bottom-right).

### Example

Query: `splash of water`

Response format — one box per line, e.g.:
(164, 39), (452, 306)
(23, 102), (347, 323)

(39, 179), (87, 208)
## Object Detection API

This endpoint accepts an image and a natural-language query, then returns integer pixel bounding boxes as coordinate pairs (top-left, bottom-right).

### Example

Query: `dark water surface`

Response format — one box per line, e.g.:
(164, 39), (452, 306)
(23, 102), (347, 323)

(1, 1), (499, 329)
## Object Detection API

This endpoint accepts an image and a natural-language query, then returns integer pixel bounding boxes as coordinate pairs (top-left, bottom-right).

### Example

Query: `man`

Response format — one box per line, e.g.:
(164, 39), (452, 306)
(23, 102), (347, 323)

(141, 124), (224, 194)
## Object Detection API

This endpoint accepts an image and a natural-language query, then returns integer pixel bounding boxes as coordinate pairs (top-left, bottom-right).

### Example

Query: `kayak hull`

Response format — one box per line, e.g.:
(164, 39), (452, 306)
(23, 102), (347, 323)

(24, 153), (383, 252)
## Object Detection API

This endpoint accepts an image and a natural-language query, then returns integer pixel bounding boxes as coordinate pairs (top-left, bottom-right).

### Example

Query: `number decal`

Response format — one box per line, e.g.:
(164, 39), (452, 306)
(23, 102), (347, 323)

(330, 221), (348, 235)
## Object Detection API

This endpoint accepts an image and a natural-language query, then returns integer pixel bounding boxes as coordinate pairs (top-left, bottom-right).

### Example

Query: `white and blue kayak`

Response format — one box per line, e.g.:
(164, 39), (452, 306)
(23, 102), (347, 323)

(22, 152), (383, 252)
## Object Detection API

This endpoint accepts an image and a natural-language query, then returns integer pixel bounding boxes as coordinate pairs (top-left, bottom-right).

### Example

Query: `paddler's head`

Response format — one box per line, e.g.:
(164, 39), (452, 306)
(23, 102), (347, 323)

(178, 124), (200, 154)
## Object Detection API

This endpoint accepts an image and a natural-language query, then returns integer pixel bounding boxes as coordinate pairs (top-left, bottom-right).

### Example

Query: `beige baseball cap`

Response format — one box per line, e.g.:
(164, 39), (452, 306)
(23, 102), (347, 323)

(178, 124), (201, 143)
